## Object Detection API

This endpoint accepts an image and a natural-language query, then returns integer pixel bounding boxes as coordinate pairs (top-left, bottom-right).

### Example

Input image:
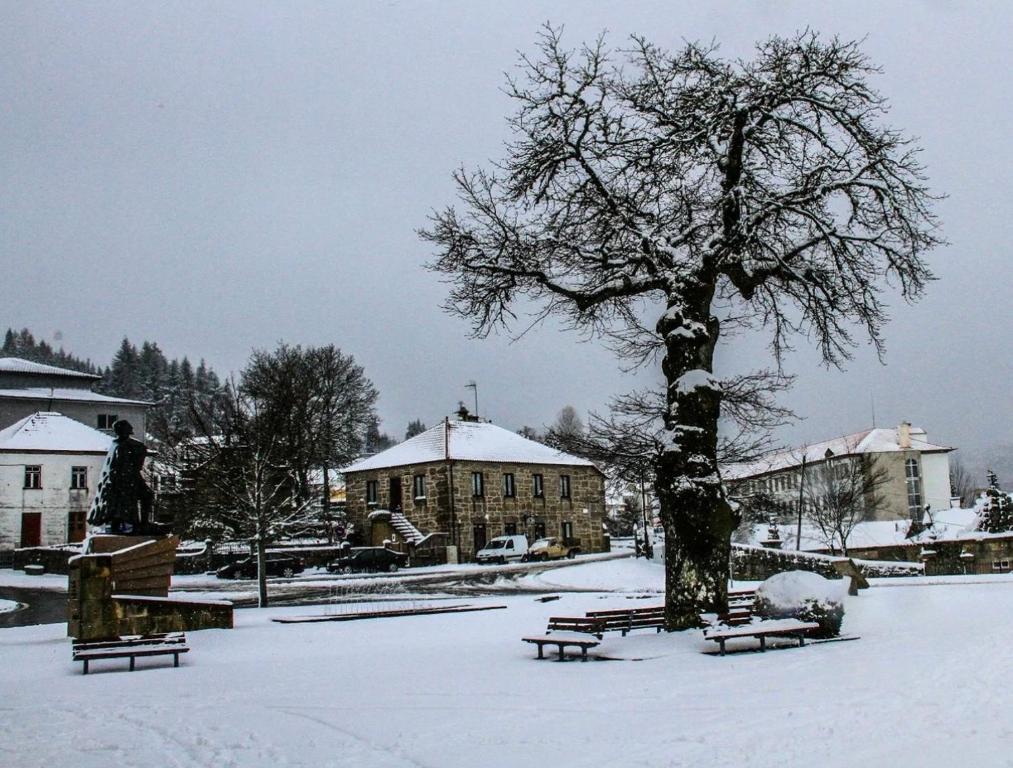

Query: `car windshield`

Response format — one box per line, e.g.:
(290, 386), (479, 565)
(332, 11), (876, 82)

(484, 540), (506, 549)
(532, 539), (553, 548)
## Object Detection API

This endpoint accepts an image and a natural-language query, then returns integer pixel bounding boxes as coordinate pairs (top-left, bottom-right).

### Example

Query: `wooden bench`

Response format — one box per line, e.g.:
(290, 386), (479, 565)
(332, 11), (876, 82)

(704, 619), (819, 656)
(585, 606), (665, 636)
(521, 617), (603, 661)
(72, 632), (189, 674)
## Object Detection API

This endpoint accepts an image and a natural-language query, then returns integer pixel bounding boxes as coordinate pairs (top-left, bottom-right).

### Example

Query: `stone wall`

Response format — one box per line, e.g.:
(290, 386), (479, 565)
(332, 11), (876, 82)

(346, 460), (607, 560)
(731, 544), (922, 581)
(846, 534), (1013, 576)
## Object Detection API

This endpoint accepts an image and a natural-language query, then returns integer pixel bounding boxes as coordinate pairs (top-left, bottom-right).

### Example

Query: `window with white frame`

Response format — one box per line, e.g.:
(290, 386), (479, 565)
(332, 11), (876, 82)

(413, 474), (427, 500)
(905, 458), (922, 518)
(24, 465), (42, 489)
(502, 473), (515, 498)
(471, 471), (484, 497)
(70, 466), (88, 490)
(532, 473), (544, 498)
(97, 414), (118, 430)
(559, 474), (571, 499)
(366, 480), (378, 505)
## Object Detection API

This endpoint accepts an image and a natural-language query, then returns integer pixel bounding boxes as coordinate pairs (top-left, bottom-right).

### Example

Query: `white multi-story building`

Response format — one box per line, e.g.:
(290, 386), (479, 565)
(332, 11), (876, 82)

(0, 412), (111, 554)
(0, 357), (149, 437)
(723, 422), (954, 522)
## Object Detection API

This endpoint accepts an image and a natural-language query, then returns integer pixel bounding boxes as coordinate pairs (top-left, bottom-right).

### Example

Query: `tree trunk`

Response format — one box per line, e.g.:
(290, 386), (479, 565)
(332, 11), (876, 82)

(655, 286), (738, 630)
(322, 464), (332, 544)
(256, 513), (269, 608)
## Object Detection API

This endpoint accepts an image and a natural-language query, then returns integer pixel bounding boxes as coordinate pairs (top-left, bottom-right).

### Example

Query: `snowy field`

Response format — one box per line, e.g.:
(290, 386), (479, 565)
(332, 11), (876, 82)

(2, 558), (1012, 768)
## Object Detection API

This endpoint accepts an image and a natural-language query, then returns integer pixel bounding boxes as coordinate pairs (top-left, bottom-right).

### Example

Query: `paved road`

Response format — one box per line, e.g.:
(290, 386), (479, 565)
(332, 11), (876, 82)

(0, 550), (637, 625)
(0, 587), (66, 628)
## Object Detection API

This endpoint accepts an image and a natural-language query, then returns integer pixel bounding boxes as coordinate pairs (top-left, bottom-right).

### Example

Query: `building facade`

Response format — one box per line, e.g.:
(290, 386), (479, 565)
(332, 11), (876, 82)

(0, 357), (148, 437)
(0, 412), (111, 556)
(343, 417), (607, 560)
(723, 423), (954, 523)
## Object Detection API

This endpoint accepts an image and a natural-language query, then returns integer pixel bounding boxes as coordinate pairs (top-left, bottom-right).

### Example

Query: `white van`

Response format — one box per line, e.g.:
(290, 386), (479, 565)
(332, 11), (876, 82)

(475, 535), (529, 564)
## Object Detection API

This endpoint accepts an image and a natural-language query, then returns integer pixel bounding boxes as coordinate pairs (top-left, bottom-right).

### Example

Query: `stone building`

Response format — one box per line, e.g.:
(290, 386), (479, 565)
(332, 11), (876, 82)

(342, 416), (607, 561)
(723, 422), (954, 523)
(0, 357), (149, 436)
(0, 412), (111, 558)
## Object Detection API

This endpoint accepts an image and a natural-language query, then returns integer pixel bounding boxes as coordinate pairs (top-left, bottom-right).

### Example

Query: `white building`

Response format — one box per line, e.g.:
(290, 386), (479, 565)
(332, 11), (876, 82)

(723, 422), (954, 522)
(0, 412), (111, 554)
(0, 357), (149, 437)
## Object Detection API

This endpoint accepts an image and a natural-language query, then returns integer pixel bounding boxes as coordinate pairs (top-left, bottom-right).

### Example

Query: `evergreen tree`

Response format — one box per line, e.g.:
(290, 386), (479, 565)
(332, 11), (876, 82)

(978, 471), (1013, 533)
(405, 419), (427, 440)
(1, 326), (99, 373)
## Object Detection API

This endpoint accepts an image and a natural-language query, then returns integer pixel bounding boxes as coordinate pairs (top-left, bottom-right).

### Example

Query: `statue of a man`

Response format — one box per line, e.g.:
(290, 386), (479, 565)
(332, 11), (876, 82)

(88, 419), (155, 534)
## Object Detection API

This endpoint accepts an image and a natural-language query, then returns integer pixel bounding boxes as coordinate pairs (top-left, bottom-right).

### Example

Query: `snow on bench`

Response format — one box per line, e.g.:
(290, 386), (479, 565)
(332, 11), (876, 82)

(704, 619), (819, 656)
(521, 616), (603, 661)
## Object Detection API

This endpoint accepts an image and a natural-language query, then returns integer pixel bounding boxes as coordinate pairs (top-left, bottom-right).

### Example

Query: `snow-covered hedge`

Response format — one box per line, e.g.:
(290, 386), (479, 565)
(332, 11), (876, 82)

(755, 571), (846, 638)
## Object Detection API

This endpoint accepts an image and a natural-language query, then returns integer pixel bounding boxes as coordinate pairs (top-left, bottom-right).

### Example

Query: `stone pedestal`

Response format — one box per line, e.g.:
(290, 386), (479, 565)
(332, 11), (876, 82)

(68, 534), (232, 640)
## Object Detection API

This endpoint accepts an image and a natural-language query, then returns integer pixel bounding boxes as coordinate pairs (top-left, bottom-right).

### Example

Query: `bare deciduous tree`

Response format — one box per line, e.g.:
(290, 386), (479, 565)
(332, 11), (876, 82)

(422, 28), (942, 627)
(804, 454), (889, 555)
(173, 388), (318, 607)
(949, 455), (974, 507)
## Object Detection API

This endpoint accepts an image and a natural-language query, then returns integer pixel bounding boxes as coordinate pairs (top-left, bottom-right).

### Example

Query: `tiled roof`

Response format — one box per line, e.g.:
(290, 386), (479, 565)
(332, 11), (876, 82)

(343, 420), (596, 473)
(0, 412), (112, 453)
(722, 425), (952, 480)
(0, 387), (149, 406)
(0, 357), (100, 380)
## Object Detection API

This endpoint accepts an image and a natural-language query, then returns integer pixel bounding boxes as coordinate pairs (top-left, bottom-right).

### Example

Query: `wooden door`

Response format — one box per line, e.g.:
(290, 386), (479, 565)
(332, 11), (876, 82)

(472, 523), (487, 552)
(389, 477), (402, 512)
(20, 512), (42, 547)
(68, 510), (87, 543)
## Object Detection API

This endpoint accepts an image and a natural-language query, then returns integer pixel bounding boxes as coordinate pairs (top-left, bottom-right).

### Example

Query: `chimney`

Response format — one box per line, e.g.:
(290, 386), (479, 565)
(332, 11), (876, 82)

(898, 421), (912, 449)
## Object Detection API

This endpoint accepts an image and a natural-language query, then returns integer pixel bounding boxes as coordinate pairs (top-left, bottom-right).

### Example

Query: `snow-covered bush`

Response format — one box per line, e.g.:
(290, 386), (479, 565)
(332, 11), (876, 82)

(975, 472), (1013, 533)
(754, 571), (846, 638)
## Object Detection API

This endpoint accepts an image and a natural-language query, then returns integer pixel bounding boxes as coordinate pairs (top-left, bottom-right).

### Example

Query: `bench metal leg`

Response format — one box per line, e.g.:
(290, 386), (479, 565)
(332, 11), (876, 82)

(174, 653), (180, 668)
(581, 646), (588, 662)
(83, 660), (89, 675)
(536, 645), (544, 660)
(718, 639), (726, 656)
(759, 636), (766, 652)
(557, 645), (565, 662)
(798, 634), (805, 648)
(129, 657), (136, 672)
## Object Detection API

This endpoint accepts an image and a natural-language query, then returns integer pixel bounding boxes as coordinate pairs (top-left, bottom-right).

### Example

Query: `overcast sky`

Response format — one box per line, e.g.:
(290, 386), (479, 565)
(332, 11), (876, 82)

(2, 1), (1010, 465)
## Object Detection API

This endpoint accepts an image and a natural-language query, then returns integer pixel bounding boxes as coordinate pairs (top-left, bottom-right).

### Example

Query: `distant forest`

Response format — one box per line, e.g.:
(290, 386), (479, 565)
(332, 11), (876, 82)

(3, 327), (225, 443)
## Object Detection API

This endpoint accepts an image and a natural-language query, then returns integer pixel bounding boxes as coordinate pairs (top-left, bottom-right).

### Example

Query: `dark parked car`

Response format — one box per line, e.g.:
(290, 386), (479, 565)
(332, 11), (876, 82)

(216, 554), (305, 580)
(326, 547), (409, 574)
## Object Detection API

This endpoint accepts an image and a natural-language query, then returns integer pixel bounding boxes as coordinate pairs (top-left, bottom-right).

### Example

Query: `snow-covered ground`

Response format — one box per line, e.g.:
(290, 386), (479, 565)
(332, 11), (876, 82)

(2, 557), (1012, 767)
(0, 597), (21, 613)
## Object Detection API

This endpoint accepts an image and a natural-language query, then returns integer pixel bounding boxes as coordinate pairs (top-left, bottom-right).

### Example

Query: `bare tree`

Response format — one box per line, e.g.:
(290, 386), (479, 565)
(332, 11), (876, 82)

(948, 454), (974, 507)
(803, 454), (889, 555)
(241, 343), (378, 510)
(422, 28), (941, 627)
(172, 388), (318, 607)
(550, 405), (585, 441)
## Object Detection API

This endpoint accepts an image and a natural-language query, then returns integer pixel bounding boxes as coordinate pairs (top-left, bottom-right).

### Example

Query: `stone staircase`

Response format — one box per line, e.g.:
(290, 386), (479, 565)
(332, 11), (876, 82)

(390, 511), (425, 545)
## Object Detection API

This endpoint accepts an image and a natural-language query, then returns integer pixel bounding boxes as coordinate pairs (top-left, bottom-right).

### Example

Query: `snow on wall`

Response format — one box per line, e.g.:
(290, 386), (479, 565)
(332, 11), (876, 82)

(921, 452), (953, 513)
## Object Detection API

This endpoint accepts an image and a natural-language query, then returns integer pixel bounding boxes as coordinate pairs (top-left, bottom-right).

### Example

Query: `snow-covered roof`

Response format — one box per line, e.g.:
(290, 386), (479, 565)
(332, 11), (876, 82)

(722, 425), (952, 480)
(742, 508), (986, 551)
(0, 357), (99, 380)
(0, 387), (149, 406)
(343, 420), (597, 473)
(0, 412), (112, 453)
